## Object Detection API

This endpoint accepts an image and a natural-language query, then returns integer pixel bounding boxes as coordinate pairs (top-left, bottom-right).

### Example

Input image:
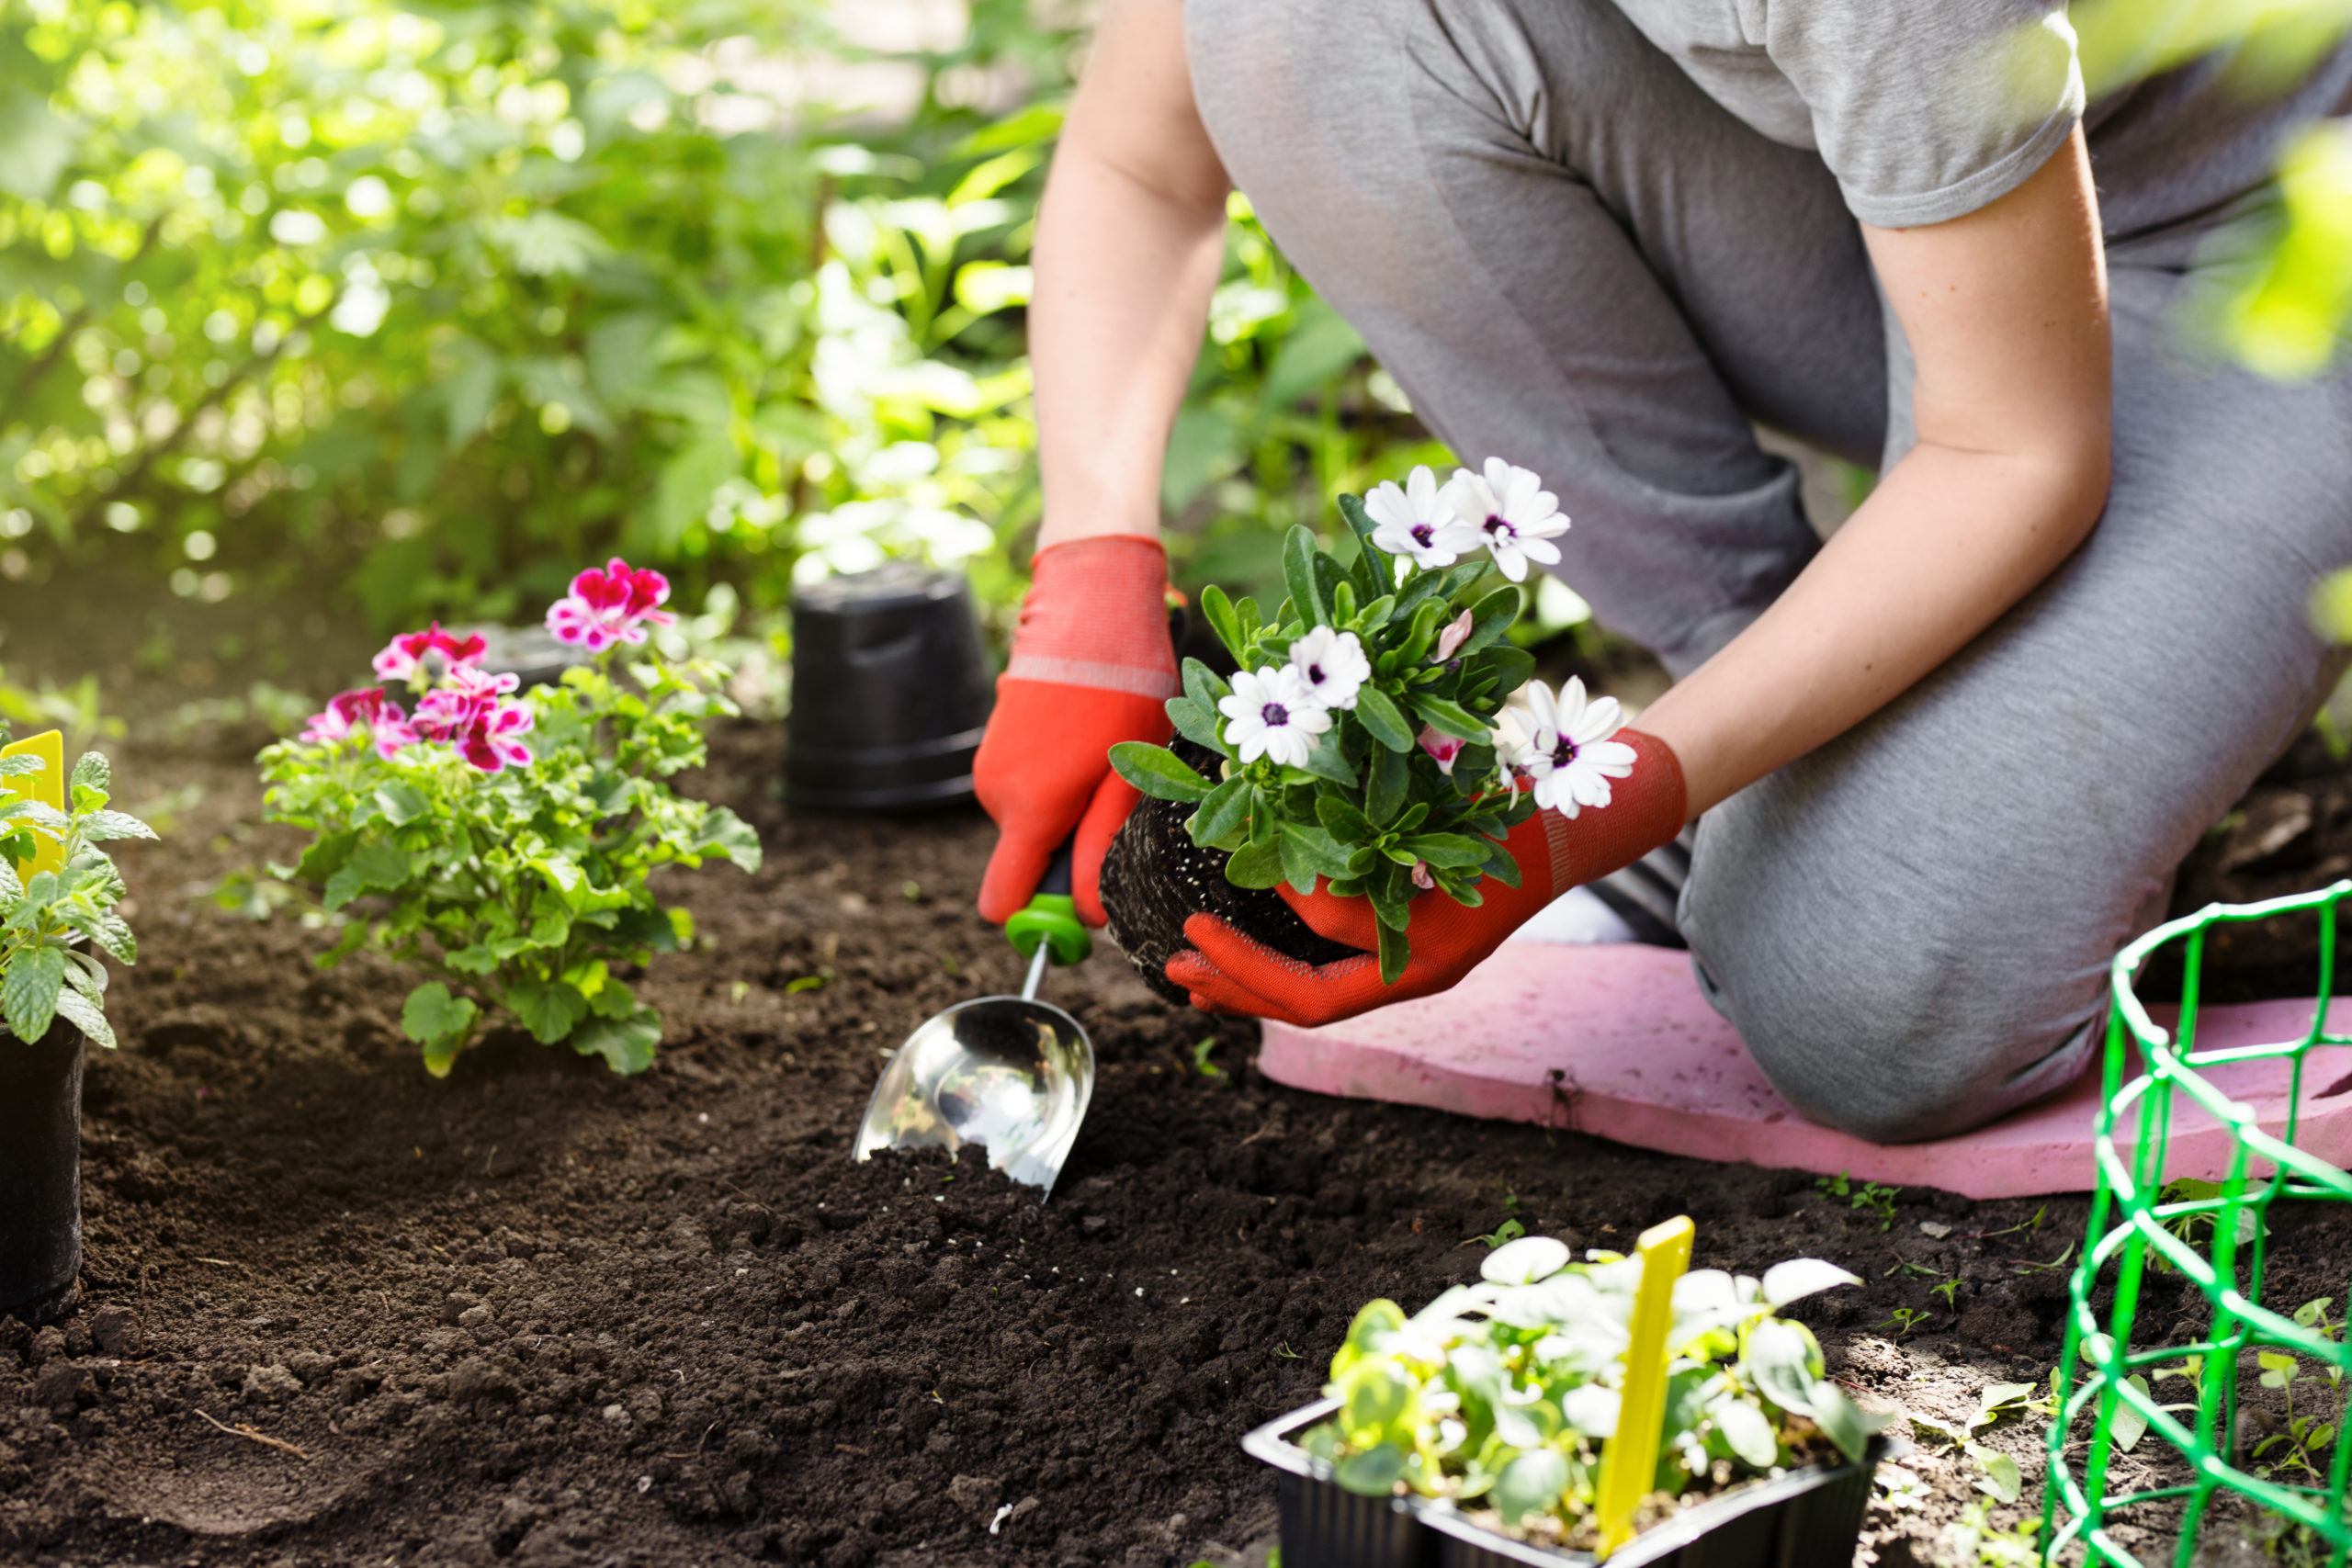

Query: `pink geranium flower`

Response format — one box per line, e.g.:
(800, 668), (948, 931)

(373, 623), (488, 684)
(300, 687), (418, 759)
(546, 557), (676, 652)
(413, 679), (534, 773)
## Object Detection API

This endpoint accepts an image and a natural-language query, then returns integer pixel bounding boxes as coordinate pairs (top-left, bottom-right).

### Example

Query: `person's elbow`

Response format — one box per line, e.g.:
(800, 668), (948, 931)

(2039, 415), (2112, 558)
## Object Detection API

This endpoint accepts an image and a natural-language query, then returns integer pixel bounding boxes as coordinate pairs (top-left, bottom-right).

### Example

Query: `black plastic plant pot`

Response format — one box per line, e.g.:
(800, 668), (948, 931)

(784, 562), (994, 812)
(469, 624), (577, 690)
(0, 1020), (85, 1326)
(1100, 740), (1357, 1005)
(1241, 1398), (1882, 1568)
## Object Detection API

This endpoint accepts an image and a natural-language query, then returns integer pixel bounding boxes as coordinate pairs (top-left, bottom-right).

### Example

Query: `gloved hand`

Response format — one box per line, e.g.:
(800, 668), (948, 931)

(1164, 730), (1688, 1025)
(974, 534), (1178, 927)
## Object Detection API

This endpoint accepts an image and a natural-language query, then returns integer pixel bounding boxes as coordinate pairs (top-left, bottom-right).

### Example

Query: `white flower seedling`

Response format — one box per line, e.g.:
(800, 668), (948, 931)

(1109, 459), (1650, 984)
(1302, 1233), (1888, 1542)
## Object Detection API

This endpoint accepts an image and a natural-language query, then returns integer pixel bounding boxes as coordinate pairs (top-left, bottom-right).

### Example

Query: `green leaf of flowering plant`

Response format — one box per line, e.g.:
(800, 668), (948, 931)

(1352, 686), (1414, 753)
(573, 1006), (661, 1074)
(1335, 491), (1396, 601)
(401, 982), (480, 1077)
(1492, 1448), (1570, 1527)
(1283, 525), (1329, 629)
(4, 943), (66, 1042)
(1225, 838), (1285, 889)
(1108, 741), (1212, 804)
(507, 978), (590, 1044)
(1187, 777), (1255, 850)
(1166, 696), (1225, 755)
(1198, 583), (1247, 665)
(1408, 693), (1489, 743)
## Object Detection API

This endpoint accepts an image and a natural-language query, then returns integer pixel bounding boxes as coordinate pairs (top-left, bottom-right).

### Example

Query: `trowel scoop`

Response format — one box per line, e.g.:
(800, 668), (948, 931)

(853, 841), (1095, 1196)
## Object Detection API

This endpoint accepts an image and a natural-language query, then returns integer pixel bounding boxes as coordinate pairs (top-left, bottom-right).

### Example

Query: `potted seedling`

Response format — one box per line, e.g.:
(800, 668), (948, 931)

(1, 727), (154, 1325)
(1100, 460), (1623, 1001)
(1246, 1225), (1890, 1566)
(259, 558), (763, 1077)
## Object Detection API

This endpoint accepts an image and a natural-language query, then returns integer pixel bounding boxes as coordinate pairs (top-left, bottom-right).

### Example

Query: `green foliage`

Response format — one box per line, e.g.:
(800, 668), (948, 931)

(1109, 503), (1539, 982)
(0, 0), (1070, 626)
(1298, 1240), (1883, 1549)
(256, 640), (759, 1077)
(0, 734), (154, 1048)
(1814, 1171), (1900, 1231)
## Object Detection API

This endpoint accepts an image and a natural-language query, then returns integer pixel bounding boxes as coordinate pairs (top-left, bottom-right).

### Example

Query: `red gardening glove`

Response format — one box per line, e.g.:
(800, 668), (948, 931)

(1164, 730), (1688, 1025)
(973, 535), (1179, 927)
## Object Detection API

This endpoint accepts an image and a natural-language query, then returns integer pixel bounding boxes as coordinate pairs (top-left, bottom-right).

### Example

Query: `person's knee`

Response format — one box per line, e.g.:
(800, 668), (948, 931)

(1685, 840), (2099, 1144)
(1721, 969), (2081, 1145)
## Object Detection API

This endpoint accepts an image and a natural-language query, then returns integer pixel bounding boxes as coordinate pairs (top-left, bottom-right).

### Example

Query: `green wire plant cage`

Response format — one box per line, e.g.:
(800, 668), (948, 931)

(2046, 883), (2352, 1565)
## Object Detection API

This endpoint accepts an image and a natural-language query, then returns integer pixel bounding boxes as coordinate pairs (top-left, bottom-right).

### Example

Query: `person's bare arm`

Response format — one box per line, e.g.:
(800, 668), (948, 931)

(1636, 129), (2111, 814)
(1031, 0), (1229, 547)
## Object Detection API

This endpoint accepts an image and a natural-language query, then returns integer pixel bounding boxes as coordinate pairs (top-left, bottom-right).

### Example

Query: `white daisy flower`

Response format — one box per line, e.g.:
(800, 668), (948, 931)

(1492, 701), (1538, 800)
(1218, 665), (1334, 769)
(1365, 465), (1480, 570)
(1509, 677), (1636, 818)
(1443, 457), (1568, 583)
(1287, 626), (1371, 711)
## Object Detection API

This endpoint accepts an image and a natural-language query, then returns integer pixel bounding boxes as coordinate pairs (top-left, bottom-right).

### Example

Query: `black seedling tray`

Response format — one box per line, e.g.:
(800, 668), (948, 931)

(1241, 1398), (1882, 1568)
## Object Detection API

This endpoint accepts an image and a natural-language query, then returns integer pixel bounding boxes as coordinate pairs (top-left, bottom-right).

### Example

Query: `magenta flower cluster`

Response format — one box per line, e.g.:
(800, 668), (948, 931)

(302, 558), (674, 774)
(545, 558), (676, 653)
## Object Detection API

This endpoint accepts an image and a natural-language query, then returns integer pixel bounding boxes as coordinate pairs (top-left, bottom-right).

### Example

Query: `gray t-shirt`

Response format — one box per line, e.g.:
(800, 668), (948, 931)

(1607, 0), (2352, 237)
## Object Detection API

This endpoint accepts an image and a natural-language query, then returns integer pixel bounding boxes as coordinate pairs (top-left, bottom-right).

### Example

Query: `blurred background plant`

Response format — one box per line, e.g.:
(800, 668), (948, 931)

(0, 0), (1589, 695)
(6, 0), (2352, 702)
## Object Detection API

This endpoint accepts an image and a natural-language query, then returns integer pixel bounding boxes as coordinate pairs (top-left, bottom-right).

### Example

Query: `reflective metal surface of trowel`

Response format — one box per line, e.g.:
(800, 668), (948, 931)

(853, 841), (1095, 1197)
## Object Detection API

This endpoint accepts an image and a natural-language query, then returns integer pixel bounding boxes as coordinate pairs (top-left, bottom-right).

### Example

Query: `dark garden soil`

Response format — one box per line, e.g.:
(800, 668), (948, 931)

(7, 712), (2352, 1568)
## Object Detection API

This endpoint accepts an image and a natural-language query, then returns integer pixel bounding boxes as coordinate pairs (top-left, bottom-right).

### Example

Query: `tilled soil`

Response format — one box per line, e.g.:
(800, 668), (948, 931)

(4, 717), (2349, 1568)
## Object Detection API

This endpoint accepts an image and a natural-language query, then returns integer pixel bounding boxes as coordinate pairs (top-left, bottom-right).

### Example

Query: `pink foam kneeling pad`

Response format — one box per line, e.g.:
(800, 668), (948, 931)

(1253, 942), (2352, 1199)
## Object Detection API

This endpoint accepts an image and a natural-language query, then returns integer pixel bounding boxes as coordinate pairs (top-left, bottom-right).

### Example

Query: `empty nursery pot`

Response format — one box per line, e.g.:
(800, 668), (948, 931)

(1099, 740), (1358, 1005)
(785, 562), (994, 812)
(469, 624), (578, 690)
(0, 1020), (85, 1326)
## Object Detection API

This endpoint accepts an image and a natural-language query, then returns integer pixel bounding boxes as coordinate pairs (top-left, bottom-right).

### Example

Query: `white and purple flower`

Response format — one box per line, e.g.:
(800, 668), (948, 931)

(1443, 457), (1567, 583)
(1218, 665), (1332, 770)
(1287, 626), (1370, 711)
(1365, 465), (1480, 570)
(1507, 677), (1635, 818)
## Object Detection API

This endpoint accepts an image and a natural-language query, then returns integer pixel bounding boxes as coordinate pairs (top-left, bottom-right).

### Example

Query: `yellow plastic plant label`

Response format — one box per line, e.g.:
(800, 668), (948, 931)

(1595, 1213), (1695, 1560)
(1, 728), (65, 878)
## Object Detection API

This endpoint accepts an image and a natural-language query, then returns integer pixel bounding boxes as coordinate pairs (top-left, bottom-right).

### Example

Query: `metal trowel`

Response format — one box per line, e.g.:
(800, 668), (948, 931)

(853, 841), (1095, 1197)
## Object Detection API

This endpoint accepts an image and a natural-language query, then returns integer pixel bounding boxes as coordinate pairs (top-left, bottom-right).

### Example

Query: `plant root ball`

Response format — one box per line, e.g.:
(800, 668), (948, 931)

(1099, 741), (1359, 1005)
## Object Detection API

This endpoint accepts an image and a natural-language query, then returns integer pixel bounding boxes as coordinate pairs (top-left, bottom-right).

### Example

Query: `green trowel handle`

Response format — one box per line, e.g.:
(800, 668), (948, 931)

(1006, 838), (1091, 967)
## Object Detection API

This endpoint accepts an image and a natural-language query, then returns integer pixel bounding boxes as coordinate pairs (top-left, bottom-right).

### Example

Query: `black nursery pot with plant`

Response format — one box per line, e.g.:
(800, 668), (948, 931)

(784, 562), (995, 812)
(1243, 1398), (1882, 1568)
(0, 1020), (85, 1326)
(1099, 739), (1359, 1004)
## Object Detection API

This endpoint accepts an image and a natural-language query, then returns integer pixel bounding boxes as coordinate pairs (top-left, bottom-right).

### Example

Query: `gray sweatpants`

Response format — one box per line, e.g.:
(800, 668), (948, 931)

(1184, 0), (2352, 1142)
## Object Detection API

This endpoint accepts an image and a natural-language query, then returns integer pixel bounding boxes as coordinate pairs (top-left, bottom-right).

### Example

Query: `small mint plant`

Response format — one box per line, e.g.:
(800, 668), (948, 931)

(1306, 1237), (1886, 1544)
(1108, 458), (1636, 981)
(1, 729), (156, 1049)
(257, 559), (762, 1077)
